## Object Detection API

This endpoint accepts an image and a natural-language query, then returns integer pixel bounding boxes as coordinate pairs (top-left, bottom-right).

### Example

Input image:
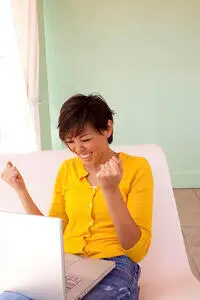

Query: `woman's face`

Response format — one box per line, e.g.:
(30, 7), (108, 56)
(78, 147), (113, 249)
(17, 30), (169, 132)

(65, 122), (113, 167)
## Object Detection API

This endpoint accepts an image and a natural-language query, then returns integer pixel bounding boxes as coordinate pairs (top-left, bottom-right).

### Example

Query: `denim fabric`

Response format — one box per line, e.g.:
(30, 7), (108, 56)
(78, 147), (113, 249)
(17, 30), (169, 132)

(0, 292), (30, 300)
(0, 255), (141, 300)
(83, 255), (141, 300)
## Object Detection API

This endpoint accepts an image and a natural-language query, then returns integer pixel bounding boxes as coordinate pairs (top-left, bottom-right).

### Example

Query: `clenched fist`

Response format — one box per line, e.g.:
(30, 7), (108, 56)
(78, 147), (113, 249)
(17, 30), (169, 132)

(96, 156), (122, 191)
(1, 161), (26, 192)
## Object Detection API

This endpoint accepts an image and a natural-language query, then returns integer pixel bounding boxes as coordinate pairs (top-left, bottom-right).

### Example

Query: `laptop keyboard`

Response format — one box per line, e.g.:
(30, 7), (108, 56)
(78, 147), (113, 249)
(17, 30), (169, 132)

(66, 273), (82, 292)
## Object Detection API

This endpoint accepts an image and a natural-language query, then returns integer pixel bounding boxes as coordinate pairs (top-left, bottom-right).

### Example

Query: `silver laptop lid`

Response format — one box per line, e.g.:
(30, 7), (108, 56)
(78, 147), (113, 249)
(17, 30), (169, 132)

(0, 212), (66, 300)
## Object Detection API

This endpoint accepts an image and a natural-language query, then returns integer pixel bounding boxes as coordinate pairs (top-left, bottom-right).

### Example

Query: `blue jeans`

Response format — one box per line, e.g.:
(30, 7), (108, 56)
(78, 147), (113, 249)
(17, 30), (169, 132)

(84, 255), (141, 299)
(0, 293), (29, 300)
(0, 255), (141, 300)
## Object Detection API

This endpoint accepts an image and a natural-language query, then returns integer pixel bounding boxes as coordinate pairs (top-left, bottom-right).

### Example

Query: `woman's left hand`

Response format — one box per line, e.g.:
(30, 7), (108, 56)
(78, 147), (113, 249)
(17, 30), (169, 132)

(96, 156), (122, 191)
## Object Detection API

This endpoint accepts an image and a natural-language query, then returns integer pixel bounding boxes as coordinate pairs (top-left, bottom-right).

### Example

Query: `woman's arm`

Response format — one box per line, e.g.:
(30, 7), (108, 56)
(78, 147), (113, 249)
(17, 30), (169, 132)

(1, 161), (69, 233)
(16, 188), (43, 215)
(102, 186), (141, 249)
(1, 161), (43, 215)
(96, 156), (153, 251)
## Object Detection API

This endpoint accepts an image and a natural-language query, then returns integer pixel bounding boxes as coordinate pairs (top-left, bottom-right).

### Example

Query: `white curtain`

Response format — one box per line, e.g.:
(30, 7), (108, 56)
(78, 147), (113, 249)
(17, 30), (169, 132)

(11, 0), (41, 150)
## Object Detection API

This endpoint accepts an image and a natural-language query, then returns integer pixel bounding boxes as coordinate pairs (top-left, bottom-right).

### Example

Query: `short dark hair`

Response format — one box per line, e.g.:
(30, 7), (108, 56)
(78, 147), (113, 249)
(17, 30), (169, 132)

(58, 94), (115, 144)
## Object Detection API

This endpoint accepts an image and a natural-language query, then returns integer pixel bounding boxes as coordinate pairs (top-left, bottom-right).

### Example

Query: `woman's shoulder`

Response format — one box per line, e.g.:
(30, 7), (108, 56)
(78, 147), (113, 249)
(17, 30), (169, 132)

(119, 152), (151, 170)
(119, 152), (153, 188)
(58, 156), (81, 171)
(55, 157), (82, 184)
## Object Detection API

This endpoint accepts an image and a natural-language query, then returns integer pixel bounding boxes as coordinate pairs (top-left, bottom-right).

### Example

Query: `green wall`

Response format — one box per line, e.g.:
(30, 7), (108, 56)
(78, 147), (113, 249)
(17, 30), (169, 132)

(39, 0), (200, 187)
(37, 0), (52, 149)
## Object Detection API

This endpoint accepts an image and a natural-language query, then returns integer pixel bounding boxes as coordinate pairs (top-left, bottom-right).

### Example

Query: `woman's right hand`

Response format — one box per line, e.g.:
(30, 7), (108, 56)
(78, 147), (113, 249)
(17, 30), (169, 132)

(1, 161), (26, 192)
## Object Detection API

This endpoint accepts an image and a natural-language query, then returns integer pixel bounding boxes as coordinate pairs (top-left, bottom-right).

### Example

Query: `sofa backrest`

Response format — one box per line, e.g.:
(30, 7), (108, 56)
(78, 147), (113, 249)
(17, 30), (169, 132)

(0, 144), (191, 284)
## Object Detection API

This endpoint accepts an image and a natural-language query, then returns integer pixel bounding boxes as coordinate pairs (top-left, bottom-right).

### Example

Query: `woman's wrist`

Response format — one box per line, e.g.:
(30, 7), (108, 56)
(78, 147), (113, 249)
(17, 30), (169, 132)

(15, 186), (28, 198)
(102, 185), (120, 196)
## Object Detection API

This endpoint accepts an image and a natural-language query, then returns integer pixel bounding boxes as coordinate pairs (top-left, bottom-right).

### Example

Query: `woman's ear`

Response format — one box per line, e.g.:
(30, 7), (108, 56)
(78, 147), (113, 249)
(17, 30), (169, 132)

(107, 120), (113, 138)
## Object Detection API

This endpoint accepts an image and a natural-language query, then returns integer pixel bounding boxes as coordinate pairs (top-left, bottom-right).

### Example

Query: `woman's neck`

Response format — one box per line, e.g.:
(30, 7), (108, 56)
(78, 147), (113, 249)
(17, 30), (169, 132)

(84, 149), (118, 174)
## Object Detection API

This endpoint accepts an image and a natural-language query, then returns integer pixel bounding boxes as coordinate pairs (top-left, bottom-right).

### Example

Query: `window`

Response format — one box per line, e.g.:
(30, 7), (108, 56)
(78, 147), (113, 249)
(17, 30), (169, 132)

(0, 0), (38, 153)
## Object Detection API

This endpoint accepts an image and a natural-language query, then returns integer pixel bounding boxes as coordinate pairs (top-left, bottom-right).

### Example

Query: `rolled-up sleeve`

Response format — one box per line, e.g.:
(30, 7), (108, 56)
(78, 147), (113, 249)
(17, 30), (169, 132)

(125, 158), (153, 262)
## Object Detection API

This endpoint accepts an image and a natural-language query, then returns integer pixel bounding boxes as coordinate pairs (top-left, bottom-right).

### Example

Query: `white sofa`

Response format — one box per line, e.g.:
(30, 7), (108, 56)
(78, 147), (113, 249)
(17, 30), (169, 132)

(0, 144), (200, 299)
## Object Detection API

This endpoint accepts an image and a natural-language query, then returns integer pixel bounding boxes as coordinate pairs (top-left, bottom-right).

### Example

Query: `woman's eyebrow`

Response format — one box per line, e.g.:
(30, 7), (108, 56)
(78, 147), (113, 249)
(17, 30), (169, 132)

(79, 133), (90, 138)
(66, 132), (92, 140)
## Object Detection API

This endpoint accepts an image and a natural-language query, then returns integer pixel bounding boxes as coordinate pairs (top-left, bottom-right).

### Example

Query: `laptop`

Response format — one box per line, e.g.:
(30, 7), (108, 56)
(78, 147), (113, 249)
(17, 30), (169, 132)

(0, 212), (115, 300)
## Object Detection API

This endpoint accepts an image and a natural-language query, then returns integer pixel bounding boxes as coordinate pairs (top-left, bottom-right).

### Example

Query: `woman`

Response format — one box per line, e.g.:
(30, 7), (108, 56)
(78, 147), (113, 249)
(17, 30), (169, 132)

(1, 94), (153, 300)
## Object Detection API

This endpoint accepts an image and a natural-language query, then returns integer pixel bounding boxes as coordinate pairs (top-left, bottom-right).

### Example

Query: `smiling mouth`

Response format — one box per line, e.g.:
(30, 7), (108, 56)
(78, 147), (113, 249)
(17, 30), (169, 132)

(79, 153), (92, 160)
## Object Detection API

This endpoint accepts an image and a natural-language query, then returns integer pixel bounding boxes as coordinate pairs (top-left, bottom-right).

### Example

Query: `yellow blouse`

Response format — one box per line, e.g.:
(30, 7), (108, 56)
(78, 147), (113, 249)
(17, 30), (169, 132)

(48, 152), (153, 262)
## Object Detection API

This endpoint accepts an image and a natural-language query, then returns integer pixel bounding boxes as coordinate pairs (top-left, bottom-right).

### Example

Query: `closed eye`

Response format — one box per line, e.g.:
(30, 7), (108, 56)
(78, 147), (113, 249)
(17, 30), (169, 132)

(81, 138), (93, 142)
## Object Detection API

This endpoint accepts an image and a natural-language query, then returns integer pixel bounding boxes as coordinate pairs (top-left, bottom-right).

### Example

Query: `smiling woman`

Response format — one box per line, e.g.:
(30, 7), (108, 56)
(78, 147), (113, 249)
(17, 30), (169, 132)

(58, 94), (114, 142)
(58, 94), (115, 176)
(1, 93), (153, 300)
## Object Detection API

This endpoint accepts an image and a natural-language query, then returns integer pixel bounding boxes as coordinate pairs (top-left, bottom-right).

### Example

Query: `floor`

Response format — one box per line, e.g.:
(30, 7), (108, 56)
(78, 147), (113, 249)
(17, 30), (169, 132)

(174, 189), (200, 281)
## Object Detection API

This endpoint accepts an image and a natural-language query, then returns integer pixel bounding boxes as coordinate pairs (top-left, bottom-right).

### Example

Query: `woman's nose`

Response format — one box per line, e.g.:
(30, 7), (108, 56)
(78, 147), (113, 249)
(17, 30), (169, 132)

(73, 141), (85, 154)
